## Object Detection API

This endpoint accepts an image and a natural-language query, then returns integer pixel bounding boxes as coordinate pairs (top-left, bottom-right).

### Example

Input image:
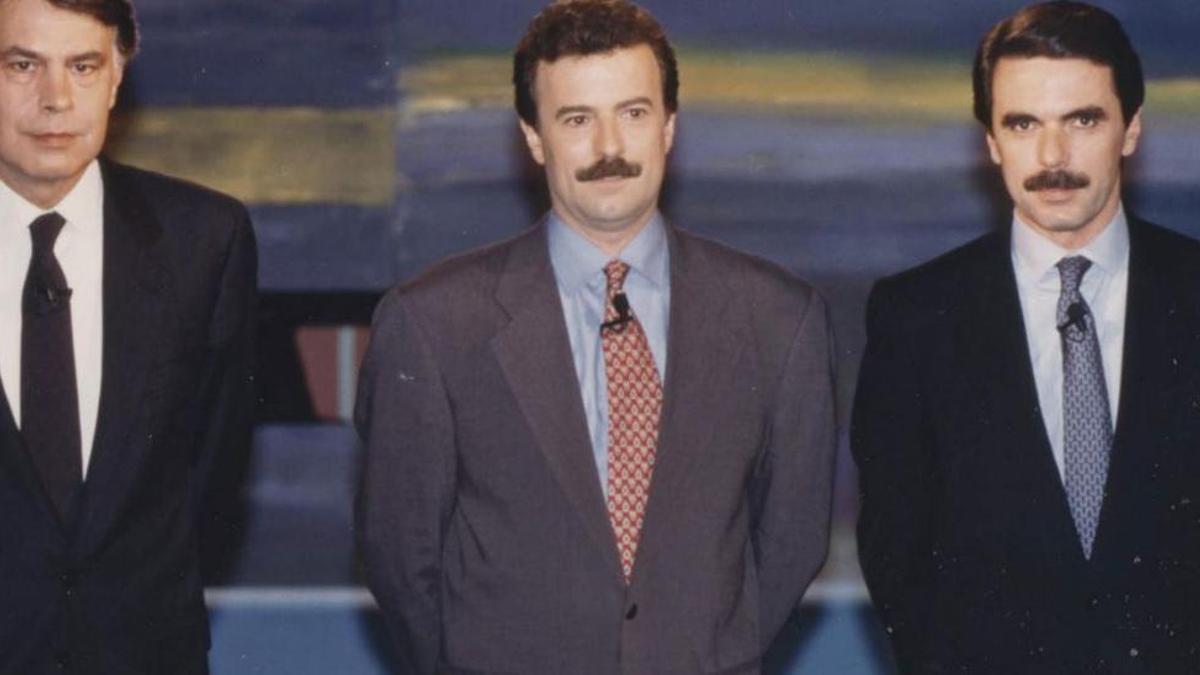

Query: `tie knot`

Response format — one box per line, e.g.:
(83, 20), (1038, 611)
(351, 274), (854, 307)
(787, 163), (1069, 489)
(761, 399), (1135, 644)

(29, 212), (66, 255)
(604, 259), (630, 294)
(1056, 255), (1092, 294)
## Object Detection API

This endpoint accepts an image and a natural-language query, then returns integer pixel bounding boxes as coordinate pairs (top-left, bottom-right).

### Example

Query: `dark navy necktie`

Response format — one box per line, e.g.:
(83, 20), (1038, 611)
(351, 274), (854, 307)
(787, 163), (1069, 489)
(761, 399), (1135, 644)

(21, 211), (82, 519)
(1056, 255), (1112, 559)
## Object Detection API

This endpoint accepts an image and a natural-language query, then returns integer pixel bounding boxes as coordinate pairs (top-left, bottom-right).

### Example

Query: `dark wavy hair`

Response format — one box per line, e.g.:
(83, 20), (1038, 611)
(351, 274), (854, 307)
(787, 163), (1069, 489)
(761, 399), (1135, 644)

(513, 0), (678, 127)
(48, 0), (139, 59)
(973, 0), (1143, 129)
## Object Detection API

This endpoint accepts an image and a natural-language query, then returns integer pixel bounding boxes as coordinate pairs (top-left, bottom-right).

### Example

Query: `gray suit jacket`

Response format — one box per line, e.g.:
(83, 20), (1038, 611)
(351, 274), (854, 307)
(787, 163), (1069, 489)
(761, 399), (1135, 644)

(356, 223), (835, 675)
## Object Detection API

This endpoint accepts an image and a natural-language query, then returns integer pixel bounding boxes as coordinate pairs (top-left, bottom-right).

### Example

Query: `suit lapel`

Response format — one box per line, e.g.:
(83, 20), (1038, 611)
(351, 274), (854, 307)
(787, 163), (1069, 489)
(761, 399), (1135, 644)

(490, 226), (624, 581)
(74, 160), (169, 551)
(955, 232), (1088, 569)
(633, 228), (742, 578)
(1092, 219), (1176, 563)
(0, 367), (62, 528)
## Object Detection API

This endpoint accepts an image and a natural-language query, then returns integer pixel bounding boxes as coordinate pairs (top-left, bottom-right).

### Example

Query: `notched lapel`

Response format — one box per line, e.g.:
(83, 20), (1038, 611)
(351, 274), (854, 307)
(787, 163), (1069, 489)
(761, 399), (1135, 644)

(634, 230), (742, 579)
(489, 229), (623, 581)
(75, 161), (170, 551)
(1093, 221), (1178, 562)
(954, 233), (1087, 568)
(0, 378), (64, 530)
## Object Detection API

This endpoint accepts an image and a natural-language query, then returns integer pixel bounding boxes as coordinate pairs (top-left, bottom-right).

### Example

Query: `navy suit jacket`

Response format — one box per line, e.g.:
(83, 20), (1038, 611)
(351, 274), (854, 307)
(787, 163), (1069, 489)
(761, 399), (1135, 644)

(0, 159), (256, 674)
(853, 218), (1200, 674)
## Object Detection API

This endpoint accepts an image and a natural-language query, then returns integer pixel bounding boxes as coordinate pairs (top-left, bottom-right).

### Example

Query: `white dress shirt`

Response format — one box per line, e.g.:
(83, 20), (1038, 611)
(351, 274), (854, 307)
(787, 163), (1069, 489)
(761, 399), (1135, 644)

(1011, 206), (1128, 480)
(0, 161), (105, 475)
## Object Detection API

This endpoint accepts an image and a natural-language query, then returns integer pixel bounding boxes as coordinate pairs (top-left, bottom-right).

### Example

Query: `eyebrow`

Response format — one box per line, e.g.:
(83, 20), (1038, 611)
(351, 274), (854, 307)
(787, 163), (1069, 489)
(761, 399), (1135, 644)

(66, 50), (107, 64)
(554, 105), (594, 120)
(1000, 105), (1109, 128)
(1, 46), (109, 67)
(553, 97), (657, 120)
(1062, 105), (1107, 122)
(1, 46), (43, 60)
(616, 96), (654, 110)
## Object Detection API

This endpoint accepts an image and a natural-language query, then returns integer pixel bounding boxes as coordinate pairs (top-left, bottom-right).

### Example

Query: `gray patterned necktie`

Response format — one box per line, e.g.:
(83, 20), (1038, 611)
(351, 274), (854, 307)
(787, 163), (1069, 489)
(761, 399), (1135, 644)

(1056, 255), (1112, 559)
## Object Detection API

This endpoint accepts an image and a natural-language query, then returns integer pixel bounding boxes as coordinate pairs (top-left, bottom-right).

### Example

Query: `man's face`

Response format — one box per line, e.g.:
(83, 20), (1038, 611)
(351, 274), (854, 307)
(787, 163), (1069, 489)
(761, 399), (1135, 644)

(520, 44), (675, 250)
(0, 0), (123, 207)
(986, 56), (1141, 249)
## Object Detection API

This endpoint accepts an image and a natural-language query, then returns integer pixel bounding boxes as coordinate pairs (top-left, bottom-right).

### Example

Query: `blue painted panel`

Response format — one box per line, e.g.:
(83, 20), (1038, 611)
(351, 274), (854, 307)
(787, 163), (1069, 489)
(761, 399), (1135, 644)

(123, 0), (397, 106)
(398, 0), (1200, 72)
(252, 205), (398, 292)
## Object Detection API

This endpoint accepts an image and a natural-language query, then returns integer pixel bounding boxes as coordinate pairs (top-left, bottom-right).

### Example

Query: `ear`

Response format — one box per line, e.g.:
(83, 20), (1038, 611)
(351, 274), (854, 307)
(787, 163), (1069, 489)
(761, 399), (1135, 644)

(519, 119), (546, 166)
(1121, 108), (1143, 157)
(663, 112), (677, 155)
(985, 129), (1002, 166)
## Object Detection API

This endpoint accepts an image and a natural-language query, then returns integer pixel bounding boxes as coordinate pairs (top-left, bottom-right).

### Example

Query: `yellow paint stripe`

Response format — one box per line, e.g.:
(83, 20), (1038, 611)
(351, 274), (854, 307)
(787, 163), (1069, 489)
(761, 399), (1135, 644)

(106, 107), (396, 206)
(402, 51), (1200, 123)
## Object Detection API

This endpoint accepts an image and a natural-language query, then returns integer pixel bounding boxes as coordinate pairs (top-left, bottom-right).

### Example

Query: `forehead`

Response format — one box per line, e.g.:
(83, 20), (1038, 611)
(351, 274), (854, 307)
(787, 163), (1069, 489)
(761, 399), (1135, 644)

(0, 0), (116, 52)
(534, 43), (663, 109)
(991, 56), (1120, 114)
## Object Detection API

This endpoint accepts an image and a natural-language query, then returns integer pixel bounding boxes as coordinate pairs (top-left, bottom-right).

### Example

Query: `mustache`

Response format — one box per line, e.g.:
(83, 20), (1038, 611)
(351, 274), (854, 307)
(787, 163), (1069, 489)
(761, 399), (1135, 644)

(1023, 170), (1090, 192)
(575, 156), (642, 182)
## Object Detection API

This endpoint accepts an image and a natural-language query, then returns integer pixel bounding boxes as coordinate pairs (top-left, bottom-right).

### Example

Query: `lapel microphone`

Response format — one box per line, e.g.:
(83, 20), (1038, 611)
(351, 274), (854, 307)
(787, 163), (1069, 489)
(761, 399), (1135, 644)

(1057, 301), (1087, 338)
(600, 292), (632, 333)
(44, 285), (73, 306)
(26, 284), (73, 315)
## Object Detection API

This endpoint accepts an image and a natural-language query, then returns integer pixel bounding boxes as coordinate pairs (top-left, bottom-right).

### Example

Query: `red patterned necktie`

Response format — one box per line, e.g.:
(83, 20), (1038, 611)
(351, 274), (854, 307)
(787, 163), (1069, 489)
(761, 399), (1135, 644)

(601, 260), (662, 583)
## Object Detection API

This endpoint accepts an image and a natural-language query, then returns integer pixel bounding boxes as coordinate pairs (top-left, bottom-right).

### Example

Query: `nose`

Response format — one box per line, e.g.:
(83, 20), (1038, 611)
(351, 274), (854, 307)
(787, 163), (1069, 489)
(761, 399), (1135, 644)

(593, 115), (624, 159)
(1037, 126), (1068, 168)
(38, 66), (73, 113)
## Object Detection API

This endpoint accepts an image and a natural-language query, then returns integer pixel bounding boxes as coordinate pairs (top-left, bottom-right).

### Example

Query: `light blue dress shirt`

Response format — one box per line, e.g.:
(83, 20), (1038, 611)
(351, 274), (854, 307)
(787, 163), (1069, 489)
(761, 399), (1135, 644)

(547, 212), (670, 495)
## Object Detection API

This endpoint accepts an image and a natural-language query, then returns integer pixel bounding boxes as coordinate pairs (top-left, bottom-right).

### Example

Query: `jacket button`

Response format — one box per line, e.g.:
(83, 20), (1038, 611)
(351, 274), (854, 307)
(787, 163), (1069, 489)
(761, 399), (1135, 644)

(625, 603), (638, 620)
(60, 572), (76, 597)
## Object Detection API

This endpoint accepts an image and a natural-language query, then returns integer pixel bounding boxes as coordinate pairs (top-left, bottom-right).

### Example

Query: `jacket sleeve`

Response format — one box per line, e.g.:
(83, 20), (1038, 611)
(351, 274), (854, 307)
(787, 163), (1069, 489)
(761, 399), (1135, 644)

(749, 290), (838, 648)
(355, 291), (456, 675)
(850, 279), (940, 670)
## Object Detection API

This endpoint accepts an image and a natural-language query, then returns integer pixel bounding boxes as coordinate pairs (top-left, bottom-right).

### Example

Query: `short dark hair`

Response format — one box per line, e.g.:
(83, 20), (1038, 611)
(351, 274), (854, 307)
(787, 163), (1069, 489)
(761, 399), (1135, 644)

(513, 0), (679, 127)
(973, 0), (1143, 129)
(47, 0), (139, 59)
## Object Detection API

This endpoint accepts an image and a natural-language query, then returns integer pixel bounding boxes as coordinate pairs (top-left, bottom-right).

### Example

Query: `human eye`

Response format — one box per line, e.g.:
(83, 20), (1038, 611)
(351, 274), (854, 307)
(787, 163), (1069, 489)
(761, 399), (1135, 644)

(70, 59), (102, 80)
(1002, 116), (1036, 133)
(624, 107), (649, 120)
(562, 114), (589, 128)
(6, 58), (36, 74)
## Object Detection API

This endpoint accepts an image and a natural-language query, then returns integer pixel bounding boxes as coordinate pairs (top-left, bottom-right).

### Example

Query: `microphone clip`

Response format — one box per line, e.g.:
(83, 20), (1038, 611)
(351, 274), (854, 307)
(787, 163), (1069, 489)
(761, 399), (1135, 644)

(600, 292), (632, 334)
(25, 284), (73, 316)
(1057, 301), (1088, 342)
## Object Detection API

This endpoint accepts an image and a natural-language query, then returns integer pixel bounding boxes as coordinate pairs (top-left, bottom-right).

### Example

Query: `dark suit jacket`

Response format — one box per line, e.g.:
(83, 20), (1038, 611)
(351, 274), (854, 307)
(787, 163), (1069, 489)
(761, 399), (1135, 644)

(852, 218), (1200, 674)
(356, 223), (836, 675)
(0, 159), (257, 675)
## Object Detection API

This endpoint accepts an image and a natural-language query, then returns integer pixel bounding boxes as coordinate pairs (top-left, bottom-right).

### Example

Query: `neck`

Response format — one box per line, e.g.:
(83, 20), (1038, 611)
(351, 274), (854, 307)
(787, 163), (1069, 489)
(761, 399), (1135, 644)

(555, 208), (657, 257)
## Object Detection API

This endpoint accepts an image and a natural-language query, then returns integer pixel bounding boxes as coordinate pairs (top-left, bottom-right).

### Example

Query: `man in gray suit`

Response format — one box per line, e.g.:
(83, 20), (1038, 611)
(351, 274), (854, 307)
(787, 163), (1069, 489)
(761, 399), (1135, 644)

(356, 1), (836, 672)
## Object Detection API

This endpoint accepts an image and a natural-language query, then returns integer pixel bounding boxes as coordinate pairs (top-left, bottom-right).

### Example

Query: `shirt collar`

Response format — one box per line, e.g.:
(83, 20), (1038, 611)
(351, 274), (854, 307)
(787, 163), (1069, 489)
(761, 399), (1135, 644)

(547, 210), (669, 293)
(1011, 204), (1129, 286)
(0, 159), (103, 239)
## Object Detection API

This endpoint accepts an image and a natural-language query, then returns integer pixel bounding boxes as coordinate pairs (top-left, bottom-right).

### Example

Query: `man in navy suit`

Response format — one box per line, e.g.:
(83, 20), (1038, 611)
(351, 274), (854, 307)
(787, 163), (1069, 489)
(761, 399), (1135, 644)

(0, 1), (256, 672)
(854, 2), (1200, 673)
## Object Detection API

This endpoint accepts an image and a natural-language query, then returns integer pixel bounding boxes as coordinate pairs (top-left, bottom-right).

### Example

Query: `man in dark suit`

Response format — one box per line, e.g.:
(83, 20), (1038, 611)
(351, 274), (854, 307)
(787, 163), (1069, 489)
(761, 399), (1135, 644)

(356, 1), (836, 673)
(853, 2), (1200, 673)
(0, 1), (256, 672)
